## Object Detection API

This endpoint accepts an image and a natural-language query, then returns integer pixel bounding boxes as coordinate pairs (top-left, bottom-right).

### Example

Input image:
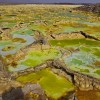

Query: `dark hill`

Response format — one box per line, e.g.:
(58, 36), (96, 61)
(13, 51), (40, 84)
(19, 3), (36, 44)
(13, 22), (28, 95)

(74, 3), (100, 14)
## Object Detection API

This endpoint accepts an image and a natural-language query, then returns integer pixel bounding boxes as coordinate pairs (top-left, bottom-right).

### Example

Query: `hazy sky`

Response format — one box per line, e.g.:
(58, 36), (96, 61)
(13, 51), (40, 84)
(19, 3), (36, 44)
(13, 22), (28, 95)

(0, 0), (100, 3)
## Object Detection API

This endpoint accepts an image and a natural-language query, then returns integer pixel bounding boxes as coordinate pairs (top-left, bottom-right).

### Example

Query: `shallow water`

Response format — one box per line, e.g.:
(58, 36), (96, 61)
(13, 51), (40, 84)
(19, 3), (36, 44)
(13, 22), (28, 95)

(76, 90), (100, 100)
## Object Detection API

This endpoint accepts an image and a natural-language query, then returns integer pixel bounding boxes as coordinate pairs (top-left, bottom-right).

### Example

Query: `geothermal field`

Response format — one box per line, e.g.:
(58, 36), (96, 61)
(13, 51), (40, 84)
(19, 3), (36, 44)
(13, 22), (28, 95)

(0, 4), (100, 100)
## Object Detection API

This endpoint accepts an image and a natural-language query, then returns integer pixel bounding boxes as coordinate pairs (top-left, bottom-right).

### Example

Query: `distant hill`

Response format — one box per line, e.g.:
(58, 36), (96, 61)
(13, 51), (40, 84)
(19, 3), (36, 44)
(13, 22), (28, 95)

(74, 3), (100, 14)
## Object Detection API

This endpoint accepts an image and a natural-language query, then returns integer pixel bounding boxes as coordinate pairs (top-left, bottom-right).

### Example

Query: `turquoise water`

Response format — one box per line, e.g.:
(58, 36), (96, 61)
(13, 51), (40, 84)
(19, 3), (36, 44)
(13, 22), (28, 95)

(63, 50), (100, 78)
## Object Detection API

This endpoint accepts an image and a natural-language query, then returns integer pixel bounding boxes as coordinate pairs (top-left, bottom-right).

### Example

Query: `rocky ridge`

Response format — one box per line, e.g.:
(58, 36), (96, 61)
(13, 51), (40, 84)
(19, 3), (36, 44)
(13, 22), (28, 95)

(74, 3), (100, 14)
